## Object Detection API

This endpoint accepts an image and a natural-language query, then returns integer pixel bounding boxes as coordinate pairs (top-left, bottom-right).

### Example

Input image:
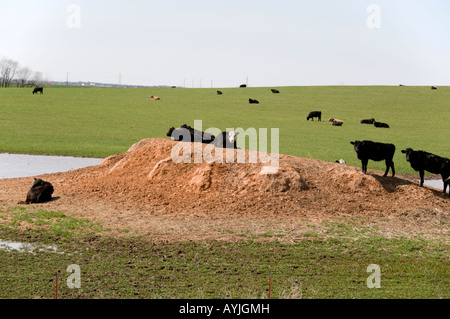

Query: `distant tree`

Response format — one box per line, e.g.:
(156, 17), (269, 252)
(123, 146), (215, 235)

(15, 66), (33, 87)
(29, 71), (43, 87)
(0, 58), (19, 87)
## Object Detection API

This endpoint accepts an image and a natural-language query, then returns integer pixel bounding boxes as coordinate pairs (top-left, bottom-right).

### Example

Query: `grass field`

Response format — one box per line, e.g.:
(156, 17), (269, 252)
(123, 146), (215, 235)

(0, 206), (448, 299)
(1, 86), (449, 300)
(1, 85), (449, 174)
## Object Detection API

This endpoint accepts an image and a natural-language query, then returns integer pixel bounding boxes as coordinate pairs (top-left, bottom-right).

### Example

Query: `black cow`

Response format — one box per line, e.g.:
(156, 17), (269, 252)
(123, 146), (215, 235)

(217, 90), (223, 95)
(271, 89), (280, 93)
(360, 118), (375, 124)
(373, 121), (390, 128)
(249, 98), (259, 104)
(306, 111), (321, 121)
(166, 124), (215, 144)
(240, 84), (247, 88)
(350, 140), (396, 177)
(32, 87), (43, 94)
(431, 86), (438, 90)
(26, 178), (54, 204)
(213, 131), (239, 149)
(401, 148), (450, 195)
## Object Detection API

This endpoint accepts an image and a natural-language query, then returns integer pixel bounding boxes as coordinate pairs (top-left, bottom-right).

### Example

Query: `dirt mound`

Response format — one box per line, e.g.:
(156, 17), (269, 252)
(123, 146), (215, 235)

(0, 138), (448, 241)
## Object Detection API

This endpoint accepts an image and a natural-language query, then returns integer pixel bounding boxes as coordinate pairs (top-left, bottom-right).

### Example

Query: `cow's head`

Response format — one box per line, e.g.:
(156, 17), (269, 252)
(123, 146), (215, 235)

(228, 131), (239, 145)
(350, 141), (362, 152)
(401, 148), (413, 162)
(166, 127), (175, 137)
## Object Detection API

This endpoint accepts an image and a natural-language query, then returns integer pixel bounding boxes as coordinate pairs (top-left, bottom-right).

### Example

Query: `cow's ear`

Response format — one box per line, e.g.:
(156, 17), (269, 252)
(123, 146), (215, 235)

(350, 141), (355, 145)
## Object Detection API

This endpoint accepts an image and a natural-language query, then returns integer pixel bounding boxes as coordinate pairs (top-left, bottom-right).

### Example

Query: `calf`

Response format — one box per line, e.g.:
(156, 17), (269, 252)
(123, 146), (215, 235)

(271, 89), (280, 93)
(217, 90), (223, 95)
(249, 98), (259, 104)
(26, 178), (54, 204)
(213, 131), (239, 149)
(401, 148), (450, 195)
(32, 87), (43, 94)
(360, 118), (375, 124)
(373, 121), (390, 128)
(350, 140), (396, 177)
(328, 118), (343, 126)
(167, 124), (215, 144)
(306, 111), (321, 121)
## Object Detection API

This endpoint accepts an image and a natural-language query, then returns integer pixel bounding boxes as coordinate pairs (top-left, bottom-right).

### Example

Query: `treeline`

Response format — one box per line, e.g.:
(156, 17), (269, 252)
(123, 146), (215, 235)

(0, 57), (47, 88)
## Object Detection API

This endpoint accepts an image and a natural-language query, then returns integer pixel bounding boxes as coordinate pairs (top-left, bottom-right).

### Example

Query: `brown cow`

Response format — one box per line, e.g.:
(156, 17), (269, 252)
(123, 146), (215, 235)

(328, 118), (343, 126)
(150, 95), (160, 100)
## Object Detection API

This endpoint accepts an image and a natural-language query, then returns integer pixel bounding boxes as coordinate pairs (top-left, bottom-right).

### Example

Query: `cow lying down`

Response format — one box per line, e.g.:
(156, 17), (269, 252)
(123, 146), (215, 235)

(25, 178), (54, 204)
(167, 124), (215, 144)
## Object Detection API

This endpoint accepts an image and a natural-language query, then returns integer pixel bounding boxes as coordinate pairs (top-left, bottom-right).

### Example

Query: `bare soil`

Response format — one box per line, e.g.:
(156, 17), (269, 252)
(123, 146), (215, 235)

(1, 138), (448, 242)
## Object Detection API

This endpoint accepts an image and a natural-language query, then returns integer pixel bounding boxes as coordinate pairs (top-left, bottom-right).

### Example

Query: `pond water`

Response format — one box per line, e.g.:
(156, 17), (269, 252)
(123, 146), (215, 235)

(0, 153), (103, 179)
(423, 179), (444, 190)
(0, 239), (61, 254)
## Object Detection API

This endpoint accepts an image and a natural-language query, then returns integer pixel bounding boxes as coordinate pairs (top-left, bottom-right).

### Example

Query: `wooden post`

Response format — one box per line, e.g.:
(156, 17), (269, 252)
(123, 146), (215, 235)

(269, 270), (272, 299)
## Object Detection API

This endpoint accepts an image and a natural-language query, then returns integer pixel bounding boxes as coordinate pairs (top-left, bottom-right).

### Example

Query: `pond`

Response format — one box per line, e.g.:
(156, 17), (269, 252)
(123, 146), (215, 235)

(0, 153), (103, 179)
(423, 179), (444, 190)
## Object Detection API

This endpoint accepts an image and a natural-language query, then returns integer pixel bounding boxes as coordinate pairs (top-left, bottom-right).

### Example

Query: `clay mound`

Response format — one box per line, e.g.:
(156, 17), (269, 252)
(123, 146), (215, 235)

(1, 138), (449, 241)
(44, 138), (448, 218)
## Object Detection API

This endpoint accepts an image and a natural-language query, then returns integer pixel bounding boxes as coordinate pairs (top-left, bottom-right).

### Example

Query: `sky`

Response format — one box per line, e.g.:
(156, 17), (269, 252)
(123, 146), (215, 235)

(1, 0), (449, 87)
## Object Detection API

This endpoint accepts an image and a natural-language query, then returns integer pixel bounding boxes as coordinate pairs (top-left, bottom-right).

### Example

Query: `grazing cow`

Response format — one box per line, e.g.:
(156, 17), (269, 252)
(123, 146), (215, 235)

(373, 121), (390, 128)
(217, 90), (223, 95)
(240, 84), (247, 88)
(167, 124), (215, 144)
(360, 118), (375, 124)
(431, 86), (438, 90)
(150, 95), (160, 100)
(350, 140), (396, 177)
(249, 98), (259, 104)
(401, 148), (450, 195)
(271, 89), (280, 94)
(328, 118), (343, 126)
(26, 178), (54, 204)
(32, 87), (43, 94)
(306, 111), (322, 121)
(213, 131), (239, 149)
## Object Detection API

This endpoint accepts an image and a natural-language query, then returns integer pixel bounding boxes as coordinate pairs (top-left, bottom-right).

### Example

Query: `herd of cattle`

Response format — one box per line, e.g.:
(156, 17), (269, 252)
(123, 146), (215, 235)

(24, 85), (448, 204)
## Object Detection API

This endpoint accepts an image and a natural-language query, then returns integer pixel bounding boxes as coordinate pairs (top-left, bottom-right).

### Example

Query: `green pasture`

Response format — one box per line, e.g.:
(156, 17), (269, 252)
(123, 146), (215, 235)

(0, 206), (448, 299)
(0, 85), (449, 174)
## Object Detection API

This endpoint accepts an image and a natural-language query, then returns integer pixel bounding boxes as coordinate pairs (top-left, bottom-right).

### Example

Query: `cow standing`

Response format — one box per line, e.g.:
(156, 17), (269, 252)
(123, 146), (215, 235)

(401, 148), (450, 195)
(306, 111), (322, 121)
(351, 140), (396, 177)
(32, 87), (43, 94)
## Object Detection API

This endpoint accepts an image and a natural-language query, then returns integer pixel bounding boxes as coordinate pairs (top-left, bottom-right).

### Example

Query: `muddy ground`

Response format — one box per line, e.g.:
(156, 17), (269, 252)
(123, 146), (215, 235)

(1, 138), (448, 243)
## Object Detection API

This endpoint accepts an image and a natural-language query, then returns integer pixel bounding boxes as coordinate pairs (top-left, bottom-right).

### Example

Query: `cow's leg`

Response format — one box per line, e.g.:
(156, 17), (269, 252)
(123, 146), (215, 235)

(385, 160), (395, 177)
(419, 170), (424, 187)
(442, 175), (449, 195)
(361, 159), (368, 174)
